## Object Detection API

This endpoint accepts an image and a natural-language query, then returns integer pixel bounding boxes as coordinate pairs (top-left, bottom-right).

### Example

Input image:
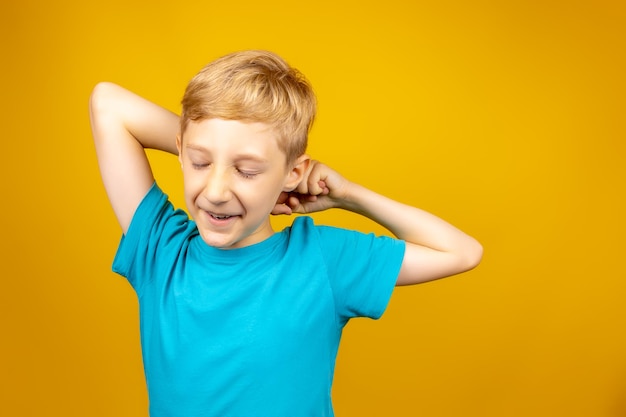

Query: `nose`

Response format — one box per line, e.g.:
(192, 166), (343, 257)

(203, 166), (233, 204)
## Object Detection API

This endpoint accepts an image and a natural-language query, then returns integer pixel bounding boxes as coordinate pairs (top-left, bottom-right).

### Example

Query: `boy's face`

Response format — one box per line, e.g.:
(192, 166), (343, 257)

(177, 118), (305, 249)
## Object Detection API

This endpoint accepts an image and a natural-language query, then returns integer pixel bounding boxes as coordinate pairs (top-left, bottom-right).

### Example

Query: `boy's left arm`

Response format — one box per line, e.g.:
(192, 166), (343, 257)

(279, 160), (483, 286)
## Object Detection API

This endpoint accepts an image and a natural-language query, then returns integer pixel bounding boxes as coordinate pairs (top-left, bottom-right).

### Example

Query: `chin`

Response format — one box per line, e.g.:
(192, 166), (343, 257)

(198, 231), (236, 249)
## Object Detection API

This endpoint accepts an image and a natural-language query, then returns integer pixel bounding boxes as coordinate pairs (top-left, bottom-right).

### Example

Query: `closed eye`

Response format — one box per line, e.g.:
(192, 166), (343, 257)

(237, 169), (258, 179)
(192, 163), (209, 170)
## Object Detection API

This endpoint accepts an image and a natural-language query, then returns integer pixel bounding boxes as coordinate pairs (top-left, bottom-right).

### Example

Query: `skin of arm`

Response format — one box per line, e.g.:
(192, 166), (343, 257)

(89, 82), (179, 233)
(274, 160), (483, 286)
(90, 82), (482, 285)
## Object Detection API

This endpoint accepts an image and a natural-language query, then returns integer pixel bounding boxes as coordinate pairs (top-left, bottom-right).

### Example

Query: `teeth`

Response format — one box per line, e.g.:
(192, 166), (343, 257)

(211, 214), (231, 220)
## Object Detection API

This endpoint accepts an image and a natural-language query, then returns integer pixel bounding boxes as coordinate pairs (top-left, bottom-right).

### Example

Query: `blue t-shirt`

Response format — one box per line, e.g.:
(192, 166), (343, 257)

(113, 183), (405, 417)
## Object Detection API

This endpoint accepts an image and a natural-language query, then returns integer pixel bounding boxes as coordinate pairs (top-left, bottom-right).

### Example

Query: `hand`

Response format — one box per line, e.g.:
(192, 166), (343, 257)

(271, 160), (350, 215)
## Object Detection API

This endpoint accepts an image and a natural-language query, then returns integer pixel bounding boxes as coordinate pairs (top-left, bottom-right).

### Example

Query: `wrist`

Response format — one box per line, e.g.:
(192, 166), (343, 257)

(337, 181), (367, 212)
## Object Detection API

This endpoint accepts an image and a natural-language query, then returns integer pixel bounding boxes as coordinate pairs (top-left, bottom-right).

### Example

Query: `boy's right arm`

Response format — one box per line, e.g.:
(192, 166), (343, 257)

(89, 82), (180, 234)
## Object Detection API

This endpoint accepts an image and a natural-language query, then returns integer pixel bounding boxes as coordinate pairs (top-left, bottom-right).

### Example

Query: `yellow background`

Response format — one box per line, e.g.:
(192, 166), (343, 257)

(1, 0), (625, 415)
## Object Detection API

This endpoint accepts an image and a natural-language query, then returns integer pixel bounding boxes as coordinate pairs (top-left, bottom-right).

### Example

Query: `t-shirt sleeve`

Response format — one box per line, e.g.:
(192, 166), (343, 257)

(315, 223), (406, 323)
(112, 182), (191, 295)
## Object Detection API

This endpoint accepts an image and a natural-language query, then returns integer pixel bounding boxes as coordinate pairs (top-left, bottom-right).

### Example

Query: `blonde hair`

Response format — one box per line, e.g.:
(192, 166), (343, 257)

(180, 50), (317, 164)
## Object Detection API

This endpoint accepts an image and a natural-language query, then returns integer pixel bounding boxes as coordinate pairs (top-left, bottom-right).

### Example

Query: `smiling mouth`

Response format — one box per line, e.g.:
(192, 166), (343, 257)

(210, 214), (232, 220)
(205, 211), (240, 222)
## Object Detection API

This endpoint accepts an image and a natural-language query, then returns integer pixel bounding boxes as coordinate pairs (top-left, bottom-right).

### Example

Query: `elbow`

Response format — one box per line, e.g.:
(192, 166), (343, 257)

(89, 82), (109, 126)
(89, 82), (123, 143)
(89, 82), (116, 116)
(461, 237), (483, 273)
(89, 82), (127, 121)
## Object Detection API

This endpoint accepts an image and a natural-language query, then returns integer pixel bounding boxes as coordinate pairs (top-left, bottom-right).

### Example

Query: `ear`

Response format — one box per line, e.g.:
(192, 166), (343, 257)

(283, 154), (310, 191)
(176, 134), (183, 168)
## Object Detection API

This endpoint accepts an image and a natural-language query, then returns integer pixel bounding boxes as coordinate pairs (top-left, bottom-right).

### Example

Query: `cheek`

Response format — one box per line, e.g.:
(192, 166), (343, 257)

(236, 179), (284, 206)
(182, 172), (205, 198)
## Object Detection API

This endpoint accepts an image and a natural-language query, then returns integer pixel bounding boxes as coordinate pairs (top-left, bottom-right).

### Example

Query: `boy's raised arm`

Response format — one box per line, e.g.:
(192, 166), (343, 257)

(89, 82), (179, 234)
(279, 160), (483, 286)
(344, 183), (483, 286)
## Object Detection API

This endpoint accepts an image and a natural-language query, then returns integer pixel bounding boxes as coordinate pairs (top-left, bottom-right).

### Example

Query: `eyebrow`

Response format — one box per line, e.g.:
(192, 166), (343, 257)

(184, 144), (269, 164)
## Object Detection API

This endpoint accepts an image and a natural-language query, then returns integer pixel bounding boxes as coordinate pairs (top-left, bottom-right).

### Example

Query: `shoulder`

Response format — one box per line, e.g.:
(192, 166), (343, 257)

(288, 216), (401, 245)
(285, 219), (404, 321)
(115, 183), (195, 264)
(287, 216), (353, 238)
(113, 182), (196, 289)
(135, 182), (169, 217)
(284, 216), (354, 248)
(129, 182), (191, 234)
(286, 216), (405, 261)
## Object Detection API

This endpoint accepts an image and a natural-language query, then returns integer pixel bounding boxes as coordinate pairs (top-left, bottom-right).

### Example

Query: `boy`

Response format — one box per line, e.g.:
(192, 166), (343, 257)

(89, 50), (482, 416)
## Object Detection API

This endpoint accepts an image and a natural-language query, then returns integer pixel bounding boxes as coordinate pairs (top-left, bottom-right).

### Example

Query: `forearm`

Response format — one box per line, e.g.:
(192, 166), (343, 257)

(341, 183), (464, 248)
(340, 182), (482, 284)
(90, 82), (179, 155)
